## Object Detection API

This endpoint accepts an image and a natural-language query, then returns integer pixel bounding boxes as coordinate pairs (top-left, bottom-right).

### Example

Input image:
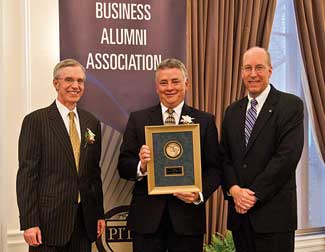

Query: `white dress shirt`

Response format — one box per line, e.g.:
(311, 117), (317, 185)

(246, 84), (271, 117)
(55, 99), (81, 139)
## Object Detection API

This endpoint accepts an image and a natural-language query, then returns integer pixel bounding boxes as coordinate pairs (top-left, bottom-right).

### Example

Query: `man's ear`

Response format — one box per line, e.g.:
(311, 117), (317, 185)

(53, 79), (59, 91)
(185, 78), (190, 90)
(268, 65), (273, 77)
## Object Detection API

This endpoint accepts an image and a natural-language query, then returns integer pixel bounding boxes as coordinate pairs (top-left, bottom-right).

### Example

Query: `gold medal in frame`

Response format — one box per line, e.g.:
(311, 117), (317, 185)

(145, 124), (202, 195)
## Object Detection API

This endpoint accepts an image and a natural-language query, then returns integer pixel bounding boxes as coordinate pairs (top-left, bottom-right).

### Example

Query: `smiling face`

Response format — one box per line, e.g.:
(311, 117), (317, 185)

(155, 67), (188, 108)
(53, 66), (85, 110)
(241, 47), (272, 98)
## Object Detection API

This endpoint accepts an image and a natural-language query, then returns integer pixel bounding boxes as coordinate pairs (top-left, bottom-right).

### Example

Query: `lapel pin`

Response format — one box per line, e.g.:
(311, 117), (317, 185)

(269, 110), (272, 113)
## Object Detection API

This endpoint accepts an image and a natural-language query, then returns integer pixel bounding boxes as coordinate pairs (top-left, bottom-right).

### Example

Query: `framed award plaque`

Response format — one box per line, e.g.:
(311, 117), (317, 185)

(145, 124), (202, 195)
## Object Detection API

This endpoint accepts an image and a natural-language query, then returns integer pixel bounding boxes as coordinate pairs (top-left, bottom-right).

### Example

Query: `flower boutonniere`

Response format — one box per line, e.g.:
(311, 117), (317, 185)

(180, 115), (194, 124)
(85, 128), (96, 147)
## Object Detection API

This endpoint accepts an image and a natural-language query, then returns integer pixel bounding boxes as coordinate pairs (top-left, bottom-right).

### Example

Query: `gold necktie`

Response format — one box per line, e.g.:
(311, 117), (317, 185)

(69, 112), (80, 170)
(165, 109), (176, 125)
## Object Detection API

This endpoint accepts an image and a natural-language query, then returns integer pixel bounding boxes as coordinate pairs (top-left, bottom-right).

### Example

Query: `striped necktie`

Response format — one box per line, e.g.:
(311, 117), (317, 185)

(245, 99), (258, 146)
(69, 112), (80, 170)
(165, 109), (176, 125)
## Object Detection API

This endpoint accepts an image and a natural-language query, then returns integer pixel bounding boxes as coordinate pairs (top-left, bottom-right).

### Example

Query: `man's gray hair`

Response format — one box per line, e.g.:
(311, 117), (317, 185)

(53, 59), (86, 80)
(155, 58), (188, 80)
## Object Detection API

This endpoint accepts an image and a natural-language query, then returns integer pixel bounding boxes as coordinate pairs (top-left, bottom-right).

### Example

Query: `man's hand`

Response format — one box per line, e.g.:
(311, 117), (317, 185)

(97, 219), (105, 238)
(23, 226), (42, 247)
(230, 185), (257, 212)
(235, 205), (248, 214)
(138, 145), (151, 173)
(173, 192), (199, 204)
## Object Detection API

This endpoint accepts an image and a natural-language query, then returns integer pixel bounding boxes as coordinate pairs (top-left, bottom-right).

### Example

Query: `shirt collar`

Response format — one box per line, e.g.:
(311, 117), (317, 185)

(55, 99), (79, 120)
(247, 84), (271, 105)
(160, 101), (184, 117)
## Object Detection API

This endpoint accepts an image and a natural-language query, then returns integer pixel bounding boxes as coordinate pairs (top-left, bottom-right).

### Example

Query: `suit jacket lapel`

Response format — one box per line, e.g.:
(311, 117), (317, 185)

(245, 86), (278, 155)
(148, 104), (164, 125)
(77, 108), (93, 175)
(78, 109), (86, 175)
(231, 98), (248, 156)
(147, 103), (193, 125)
(180, 103), (192, 124)
(238, 99), (248, 155)
(48, 102), (76, 169)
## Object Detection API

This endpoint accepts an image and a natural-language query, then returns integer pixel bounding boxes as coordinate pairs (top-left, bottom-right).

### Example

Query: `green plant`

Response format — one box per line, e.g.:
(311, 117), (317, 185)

(204, 231), (236, 252)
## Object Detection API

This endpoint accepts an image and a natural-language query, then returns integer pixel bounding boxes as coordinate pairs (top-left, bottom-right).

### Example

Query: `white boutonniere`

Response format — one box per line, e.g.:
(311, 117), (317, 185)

(180, 115), (194, 124)
(85, 128), (96, 147)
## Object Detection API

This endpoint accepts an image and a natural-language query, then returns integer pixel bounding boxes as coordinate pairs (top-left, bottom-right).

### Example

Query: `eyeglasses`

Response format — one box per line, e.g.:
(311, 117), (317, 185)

(241, 65), (267, 74)
(57, 77), (85, 84)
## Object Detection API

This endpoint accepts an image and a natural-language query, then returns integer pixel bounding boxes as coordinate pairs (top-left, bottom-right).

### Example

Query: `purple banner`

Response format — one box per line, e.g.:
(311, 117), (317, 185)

(59, 1), (187, 251)
(59, 0), (187, 133)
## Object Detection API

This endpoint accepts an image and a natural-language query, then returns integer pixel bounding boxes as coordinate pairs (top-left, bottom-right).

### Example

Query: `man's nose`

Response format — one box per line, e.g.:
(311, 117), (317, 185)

(250, 68), (258, 76)
(71, 81), (80, 88)
(166, 82), (174, 89)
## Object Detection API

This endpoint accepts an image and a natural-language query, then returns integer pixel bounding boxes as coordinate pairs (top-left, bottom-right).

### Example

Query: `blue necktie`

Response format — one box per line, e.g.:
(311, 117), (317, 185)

(245, 99), (258, 146)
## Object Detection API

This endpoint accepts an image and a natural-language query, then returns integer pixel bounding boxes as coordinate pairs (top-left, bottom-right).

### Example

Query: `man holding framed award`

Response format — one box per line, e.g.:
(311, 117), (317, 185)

(117, 58), (222, 252)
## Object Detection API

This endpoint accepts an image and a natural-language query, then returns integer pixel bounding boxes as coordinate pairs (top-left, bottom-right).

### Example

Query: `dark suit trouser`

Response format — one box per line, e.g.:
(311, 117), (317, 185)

(232, 215), (294, 252)
(29, 203), (91, 252)
(132, 207), (203, 252)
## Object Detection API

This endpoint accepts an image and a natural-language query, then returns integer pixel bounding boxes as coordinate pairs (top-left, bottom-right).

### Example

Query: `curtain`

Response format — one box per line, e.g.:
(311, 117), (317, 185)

(187, 0), (276, 243)
(294, 0), (325, 163)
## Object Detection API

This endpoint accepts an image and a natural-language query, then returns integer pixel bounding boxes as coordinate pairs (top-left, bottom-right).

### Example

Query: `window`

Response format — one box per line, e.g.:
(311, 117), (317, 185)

(269, 0), (325, 230)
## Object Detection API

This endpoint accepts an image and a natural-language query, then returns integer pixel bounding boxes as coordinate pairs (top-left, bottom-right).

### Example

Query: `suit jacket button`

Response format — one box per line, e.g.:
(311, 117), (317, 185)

(243, 164), (248, 168)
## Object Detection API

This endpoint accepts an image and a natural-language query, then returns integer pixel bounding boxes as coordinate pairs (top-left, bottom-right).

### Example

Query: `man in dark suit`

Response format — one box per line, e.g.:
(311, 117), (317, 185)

(221, 47), (304, 252)
(16, 59), (105, 252)
(117, 58), (222, 252)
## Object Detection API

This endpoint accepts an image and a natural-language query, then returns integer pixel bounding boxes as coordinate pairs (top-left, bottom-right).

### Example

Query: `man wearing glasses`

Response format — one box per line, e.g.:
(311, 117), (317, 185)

(16, 59), (105, 252)
(221, 47), (304, 252)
